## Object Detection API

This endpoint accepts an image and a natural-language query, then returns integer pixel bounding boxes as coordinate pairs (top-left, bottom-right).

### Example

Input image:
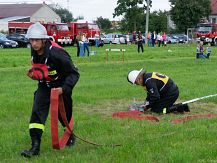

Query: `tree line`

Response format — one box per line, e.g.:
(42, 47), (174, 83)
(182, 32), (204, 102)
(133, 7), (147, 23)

(50, 0), (211, 33)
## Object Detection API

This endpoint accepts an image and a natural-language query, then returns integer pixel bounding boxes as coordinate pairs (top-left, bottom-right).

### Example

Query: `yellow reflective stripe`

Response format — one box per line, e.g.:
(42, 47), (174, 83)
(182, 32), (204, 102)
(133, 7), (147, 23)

(151, 72), (169, 85)
(163, 108), (167, 114)
(29, 123), (45, 131)
(48, 70), (57, 75)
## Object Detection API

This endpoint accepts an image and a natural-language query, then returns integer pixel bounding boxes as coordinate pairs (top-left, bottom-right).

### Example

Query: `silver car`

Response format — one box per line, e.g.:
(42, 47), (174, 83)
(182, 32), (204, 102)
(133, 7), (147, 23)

(100, 34), (118, 44)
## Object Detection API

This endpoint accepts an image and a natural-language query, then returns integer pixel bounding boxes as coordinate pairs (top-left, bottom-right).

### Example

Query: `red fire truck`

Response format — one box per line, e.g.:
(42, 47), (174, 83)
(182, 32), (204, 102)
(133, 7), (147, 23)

(8, 22), (73, 45)
(68, 21), (100, 45)
(196, 22), (217, 45)
(8, 21), (100, 46)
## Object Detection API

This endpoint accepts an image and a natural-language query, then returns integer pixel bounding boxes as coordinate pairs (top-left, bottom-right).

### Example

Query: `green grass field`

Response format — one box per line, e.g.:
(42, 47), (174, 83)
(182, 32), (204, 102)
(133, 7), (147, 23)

(1, 43), (217, 162)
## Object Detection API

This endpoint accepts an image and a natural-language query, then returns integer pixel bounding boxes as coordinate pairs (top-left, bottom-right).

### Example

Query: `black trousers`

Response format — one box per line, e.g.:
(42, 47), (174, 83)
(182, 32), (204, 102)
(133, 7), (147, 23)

(76, 42), (80, 57)
(150, 88), (179, 113)
(138, 42), (144, 53)
(29, 83), (73, 140)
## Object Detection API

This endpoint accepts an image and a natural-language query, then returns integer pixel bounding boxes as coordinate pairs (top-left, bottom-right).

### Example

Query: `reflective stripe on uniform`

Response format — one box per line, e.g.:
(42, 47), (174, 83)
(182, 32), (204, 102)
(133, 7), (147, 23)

(151, 72), (169, 85)
(29, 123), (45, 131)
(163, 108), (167, 114)
(48, 70), (57, 75)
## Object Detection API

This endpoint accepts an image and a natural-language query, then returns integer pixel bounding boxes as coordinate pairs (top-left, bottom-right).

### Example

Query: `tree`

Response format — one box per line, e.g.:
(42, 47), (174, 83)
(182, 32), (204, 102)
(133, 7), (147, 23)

(149, 10), (168, 33)
(50, 4), (74, 23)
(74, 15), (84, 22)
(96, 17), (112, 32)
(169, 0), (211, 32)
(113, 0), (152, 32)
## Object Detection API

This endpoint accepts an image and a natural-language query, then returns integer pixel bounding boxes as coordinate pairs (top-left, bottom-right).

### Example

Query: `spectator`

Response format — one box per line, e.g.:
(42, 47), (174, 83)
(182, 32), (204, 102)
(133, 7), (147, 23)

(162, 32), (167, 47)
(204, 42), (211, 59)
(82, 33), (90, 56)
(75, 33), (82, 57)
(94, 34), (99, 47)
(137, 31), (144, 53)
(157, 33), (162, 47)
(133, 31), (137, 44)
(126, 33), (130, 45)
(196, 41), (205, 59)
(151, 31), (157, 47)
(147, 31), (152, 47)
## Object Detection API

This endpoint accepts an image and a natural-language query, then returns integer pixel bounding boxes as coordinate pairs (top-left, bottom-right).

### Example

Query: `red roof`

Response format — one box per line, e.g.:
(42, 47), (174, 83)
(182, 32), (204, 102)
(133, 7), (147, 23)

(0, 4), (43, 19)
(211, 0), (217, 15)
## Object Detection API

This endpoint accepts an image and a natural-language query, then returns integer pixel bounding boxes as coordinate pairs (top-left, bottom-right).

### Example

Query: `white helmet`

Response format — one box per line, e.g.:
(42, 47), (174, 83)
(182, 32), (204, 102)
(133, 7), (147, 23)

(26, 22), (49, 39)
(127, 68), (145, 84)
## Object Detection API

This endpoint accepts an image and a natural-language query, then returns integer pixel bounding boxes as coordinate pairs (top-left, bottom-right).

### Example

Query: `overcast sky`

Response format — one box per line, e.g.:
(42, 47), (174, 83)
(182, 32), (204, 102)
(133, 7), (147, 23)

(0, 0), (171, 21)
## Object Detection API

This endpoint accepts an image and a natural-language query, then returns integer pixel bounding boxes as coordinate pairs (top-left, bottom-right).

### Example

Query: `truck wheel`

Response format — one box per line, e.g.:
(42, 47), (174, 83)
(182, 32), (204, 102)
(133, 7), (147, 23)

(215, 39), (217, 46)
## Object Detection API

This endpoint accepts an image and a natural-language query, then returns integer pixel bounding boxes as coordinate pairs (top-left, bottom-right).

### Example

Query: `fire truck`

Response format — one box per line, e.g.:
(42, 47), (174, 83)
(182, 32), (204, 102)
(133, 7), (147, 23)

(67, 21), (100, 45)
(8, 22), (73, 45)
(8, 21), (100, 46)
(196, 22), (217, 45)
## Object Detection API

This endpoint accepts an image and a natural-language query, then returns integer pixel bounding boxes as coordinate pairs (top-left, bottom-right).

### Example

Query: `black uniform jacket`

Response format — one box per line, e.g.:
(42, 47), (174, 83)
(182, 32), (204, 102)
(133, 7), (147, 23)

(143, 72), (178, 107)
(31, 41), (80, 94)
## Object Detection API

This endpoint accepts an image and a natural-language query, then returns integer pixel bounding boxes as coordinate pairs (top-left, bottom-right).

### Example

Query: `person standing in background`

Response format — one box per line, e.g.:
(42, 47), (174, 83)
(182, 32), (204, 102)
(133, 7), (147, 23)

(162, 32), (167, 47)
(151, 31), (156, 47)
(75, 33), (81, 57)
(82, 33), (90, 56)
(137, 31), (144, 53)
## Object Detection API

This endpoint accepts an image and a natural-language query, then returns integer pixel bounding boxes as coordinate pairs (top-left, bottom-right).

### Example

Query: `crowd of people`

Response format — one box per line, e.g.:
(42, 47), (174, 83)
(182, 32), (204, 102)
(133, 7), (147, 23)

(75, 33), (90, 57)
(124, 31), (168, 53)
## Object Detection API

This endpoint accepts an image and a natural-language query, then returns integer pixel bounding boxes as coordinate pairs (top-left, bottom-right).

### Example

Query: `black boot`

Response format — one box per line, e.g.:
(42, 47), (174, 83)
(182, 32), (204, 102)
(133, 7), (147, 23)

(66, 134), (76, 147)
(21, 139), (40, 158)
(168, 103), (190, 113)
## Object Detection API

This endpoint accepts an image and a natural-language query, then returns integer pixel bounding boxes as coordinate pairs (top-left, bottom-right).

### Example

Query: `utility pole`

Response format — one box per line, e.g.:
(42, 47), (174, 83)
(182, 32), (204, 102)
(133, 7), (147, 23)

(145, 0), (150, 45)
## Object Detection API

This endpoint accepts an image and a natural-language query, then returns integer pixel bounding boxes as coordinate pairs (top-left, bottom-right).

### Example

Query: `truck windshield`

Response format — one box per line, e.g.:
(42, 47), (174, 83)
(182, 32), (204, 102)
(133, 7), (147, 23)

(88, 24), (99, 30)
(197, 26), (212, 32)
(56, 24), (69, 31)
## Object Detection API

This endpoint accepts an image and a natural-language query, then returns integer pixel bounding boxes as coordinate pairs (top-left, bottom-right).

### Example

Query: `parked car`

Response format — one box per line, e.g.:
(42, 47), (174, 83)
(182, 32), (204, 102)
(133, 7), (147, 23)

(102, 34), (119, 44)
(115, 34), (126, 44)
(7, 33), (31, 48)
(0, 33), (18, 48)
(166, 35), (179, 44)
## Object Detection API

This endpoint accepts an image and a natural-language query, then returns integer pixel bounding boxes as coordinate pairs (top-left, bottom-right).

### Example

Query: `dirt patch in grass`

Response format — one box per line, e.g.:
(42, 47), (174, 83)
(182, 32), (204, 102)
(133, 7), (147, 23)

(77, 100), (217, 122)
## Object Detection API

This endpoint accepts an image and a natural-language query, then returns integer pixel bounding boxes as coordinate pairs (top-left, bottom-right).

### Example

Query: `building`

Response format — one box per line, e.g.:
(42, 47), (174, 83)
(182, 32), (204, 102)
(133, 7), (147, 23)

(209, 0), (217, 23)
(0, 3), (61, 32)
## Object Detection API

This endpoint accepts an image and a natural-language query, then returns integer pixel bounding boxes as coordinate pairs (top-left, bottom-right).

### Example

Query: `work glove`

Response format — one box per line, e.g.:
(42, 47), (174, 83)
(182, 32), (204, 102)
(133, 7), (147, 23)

(27, 68), (45, 81)
(138, 101), (149, 112)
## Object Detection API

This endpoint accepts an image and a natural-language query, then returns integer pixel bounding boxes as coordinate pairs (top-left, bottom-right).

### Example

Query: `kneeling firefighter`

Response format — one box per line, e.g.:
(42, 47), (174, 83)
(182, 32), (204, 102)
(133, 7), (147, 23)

(21, 22), (80, 157)
(127, 69), (189, 114)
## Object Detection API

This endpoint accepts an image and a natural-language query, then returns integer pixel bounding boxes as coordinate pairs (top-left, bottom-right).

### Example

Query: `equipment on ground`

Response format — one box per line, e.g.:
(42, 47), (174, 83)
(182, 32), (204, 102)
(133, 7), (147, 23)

(105, 48), (126, 63)
(50, 89), (121, 148)
(129, 93), (217, 113)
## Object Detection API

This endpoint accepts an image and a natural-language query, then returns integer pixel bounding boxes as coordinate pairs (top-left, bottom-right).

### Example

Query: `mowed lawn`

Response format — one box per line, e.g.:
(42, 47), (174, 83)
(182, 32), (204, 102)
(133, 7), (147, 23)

(1, 43), (217, 162)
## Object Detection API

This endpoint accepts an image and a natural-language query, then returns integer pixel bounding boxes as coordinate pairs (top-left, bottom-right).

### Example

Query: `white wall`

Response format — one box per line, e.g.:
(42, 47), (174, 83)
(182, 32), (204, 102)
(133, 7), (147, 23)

(31, 5), (61, 23)
(0, 21), (8, 33)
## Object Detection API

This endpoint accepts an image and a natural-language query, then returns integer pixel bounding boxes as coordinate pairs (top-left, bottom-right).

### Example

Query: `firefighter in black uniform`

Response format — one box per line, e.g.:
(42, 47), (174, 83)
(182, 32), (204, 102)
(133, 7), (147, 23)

(127, 69), (189, 113)
(21, 22), (80, 158)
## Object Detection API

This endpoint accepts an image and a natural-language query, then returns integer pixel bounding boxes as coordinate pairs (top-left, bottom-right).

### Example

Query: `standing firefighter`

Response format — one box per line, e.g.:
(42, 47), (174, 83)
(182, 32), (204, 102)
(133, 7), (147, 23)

(127, 69), (189, 113)
(21, 22), (80, 158)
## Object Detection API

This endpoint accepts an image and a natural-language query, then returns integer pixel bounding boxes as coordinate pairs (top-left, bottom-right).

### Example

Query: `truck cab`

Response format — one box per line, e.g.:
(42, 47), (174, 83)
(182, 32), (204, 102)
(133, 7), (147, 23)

(196, 23), (217, 45)
(68, 22), (100, 46)
(45, 23), (73, 45)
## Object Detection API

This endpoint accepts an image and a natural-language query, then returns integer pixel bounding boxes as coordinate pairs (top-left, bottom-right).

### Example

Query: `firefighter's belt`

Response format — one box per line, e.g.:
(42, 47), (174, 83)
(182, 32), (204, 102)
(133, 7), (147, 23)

(50, 89), (74, 150)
